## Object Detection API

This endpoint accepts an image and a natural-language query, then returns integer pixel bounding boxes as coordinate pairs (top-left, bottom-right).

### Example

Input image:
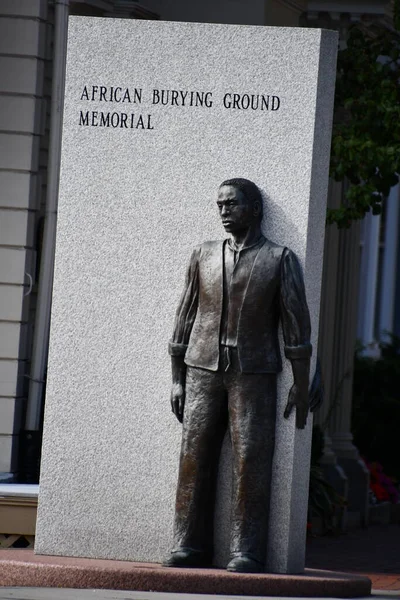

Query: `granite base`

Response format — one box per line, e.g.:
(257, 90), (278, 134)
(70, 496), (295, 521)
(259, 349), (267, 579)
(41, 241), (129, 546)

(0, 549), (371, 597)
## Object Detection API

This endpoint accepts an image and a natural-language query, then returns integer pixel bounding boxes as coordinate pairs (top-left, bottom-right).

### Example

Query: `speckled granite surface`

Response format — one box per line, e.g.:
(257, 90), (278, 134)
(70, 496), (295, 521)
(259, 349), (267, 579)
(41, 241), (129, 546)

(35, 18), (337, 573)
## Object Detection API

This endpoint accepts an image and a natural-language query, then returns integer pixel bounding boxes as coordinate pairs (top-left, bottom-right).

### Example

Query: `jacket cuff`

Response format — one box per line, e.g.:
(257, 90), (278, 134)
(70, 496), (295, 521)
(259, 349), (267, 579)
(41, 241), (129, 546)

(168, 341), (188, 356)
(284, 343), (312, 360)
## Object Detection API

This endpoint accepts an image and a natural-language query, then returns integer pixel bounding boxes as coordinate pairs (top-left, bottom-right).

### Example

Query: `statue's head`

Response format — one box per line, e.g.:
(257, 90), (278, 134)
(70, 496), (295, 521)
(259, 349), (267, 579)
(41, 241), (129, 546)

(217, 178), (263, 234)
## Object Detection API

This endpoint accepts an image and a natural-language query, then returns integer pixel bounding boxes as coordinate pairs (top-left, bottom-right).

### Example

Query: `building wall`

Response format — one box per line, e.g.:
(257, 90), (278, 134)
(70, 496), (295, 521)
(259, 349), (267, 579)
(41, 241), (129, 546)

(157, 0), (266, 25)
(265, 0), (307, 26)
(0, 0), (50, 479)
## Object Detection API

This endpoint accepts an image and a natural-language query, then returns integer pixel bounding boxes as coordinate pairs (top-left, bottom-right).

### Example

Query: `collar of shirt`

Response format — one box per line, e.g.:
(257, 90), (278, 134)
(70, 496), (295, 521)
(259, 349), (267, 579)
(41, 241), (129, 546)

(226, 234), (265, 254)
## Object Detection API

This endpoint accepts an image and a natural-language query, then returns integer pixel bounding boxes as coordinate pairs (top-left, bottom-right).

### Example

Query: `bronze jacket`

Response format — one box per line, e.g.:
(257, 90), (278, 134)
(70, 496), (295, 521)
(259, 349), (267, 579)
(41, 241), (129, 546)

(169, 237), (311, 373)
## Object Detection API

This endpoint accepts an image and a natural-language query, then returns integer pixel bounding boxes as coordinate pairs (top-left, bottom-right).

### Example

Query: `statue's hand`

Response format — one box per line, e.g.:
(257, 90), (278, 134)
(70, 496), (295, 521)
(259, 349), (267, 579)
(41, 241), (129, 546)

(284, 383), (309, 429)
(170, 382), (185, 423)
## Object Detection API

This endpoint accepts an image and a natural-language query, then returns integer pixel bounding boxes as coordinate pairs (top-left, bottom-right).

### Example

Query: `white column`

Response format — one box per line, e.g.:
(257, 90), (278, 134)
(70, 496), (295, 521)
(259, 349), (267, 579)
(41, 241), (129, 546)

(329, 220), (362, 458)
(379, 185), (400, 342)
(357, 209), (381, 355)
(329, 220), (369, 525)
(314, 181), (349, 507)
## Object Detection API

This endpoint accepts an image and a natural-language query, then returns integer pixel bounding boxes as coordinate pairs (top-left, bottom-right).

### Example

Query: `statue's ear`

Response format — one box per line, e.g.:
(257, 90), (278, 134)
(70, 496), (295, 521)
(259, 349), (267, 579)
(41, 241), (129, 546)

(253, 200), (261, 218)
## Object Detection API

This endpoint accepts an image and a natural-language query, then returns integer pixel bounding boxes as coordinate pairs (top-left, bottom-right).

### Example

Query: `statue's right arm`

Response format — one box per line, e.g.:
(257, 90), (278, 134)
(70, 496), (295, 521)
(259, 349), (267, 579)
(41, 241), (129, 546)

(168, 247), (200, 423)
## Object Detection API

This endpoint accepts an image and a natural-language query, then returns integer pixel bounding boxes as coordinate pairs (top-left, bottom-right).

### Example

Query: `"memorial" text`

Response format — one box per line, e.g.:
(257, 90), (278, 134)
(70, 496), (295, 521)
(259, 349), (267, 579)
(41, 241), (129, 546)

(79, 111), (154, 129)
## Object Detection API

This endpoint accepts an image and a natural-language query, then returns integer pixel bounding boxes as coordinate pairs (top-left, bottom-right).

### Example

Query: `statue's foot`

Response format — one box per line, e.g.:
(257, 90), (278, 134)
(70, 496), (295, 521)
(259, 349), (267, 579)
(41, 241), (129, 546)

(226, 553), (265, 573)
(163, 547), (210, 568)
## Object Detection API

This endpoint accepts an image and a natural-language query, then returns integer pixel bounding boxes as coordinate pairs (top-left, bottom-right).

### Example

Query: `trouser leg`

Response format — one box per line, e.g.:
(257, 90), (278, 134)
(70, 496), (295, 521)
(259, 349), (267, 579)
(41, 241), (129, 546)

(227, 369), (277, 564)
(172, 366), (227, 557)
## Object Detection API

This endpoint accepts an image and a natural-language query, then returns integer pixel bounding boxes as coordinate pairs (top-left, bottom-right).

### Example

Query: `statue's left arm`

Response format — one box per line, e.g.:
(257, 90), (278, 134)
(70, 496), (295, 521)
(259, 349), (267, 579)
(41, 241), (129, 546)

(279, 248), (312, 429)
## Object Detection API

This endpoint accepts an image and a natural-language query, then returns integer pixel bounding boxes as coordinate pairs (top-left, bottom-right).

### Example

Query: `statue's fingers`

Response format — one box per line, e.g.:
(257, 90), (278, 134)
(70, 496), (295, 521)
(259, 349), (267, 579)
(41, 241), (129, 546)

(283, 401), (294, 419)
(171, 396), (179, 418)
(296, 405), (307, 429)
(178, 396), (185, 421)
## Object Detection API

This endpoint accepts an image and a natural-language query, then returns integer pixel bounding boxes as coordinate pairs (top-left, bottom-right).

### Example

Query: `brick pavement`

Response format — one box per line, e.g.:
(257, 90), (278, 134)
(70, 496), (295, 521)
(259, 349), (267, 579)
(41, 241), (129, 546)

(306, 524), (400, 592)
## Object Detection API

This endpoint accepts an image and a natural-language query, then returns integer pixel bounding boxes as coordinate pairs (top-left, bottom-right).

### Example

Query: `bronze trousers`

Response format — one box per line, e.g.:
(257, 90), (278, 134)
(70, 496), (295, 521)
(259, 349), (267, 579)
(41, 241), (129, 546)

(173, 347), (277, 564)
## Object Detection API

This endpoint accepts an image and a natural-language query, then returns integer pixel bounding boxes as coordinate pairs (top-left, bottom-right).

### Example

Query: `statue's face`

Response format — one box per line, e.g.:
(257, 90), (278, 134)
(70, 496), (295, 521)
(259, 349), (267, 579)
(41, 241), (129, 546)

(217, 185), (253, 233)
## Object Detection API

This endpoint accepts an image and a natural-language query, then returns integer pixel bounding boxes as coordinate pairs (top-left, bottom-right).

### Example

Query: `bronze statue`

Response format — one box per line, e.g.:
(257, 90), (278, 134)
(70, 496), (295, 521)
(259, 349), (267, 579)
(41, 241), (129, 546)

(164, 178), (312, 573)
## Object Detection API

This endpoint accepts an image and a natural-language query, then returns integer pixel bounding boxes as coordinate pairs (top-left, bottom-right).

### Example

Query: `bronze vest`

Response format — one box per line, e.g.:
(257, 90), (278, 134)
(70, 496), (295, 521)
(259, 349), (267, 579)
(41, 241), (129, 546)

(184, 238), (285, 373)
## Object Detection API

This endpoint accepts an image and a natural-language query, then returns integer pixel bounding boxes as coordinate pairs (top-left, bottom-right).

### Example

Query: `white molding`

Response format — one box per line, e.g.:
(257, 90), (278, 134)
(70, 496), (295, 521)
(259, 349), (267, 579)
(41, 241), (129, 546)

(0, 483), (39, 498)
(72, 0), (115, 10)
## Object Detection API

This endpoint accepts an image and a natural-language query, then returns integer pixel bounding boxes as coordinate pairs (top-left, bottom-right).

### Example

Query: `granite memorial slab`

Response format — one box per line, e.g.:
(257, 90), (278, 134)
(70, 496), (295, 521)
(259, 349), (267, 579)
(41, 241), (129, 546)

(35, 18), (338, 574)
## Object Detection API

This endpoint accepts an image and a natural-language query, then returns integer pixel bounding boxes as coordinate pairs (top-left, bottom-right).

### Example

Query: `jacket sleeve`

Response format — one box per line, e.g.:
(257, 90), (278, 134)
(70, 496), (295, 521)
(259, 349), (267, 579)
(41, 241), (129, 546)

(280, 248), (312, 360)
(168, 246), (200, 357)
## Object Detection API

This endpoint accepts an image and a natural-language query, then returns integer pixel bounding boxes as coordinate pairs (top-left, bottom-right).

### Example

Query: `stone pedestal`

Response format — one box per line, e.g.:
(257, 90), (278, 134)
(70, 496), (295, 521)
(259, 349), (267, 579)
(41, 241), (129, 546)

(320, 433), (348, 505)
(332, 435), (370, 527)
(0, 549), (372, 597)
(35, 19), (338, 573)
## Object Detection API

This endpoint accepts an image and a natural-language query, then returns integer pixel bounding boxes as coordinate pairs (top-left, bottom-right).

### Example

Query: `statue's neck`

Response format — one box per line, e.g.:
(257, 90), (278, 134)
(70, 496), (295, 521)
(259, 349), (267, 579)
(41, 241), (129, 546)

(230, 222), (262, 250)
